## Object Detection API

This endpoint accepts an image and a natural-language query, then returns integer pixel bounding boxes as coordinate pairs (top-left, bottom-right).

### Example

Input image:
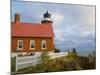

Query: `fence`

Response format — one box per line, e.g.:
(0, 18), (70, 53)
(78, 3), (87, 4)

(49, 52), (68, 59)
(16, 52), (68, 72)
(16, 54), (41, 72)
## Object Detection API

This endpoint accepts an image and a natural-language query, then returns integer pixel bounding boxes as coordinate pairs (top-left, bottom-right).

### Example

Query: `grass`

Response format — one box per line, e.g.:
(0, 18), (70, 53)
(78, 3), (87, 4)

(11, 51), (96, 74)
(16, 56), (82, 73)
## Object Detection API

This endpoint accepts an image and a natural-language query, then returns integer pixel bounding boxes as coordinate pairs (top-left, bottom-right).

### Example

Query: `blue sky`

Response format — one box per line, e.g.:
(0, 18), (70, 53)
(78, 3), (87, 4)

(12, 0), (96, 51)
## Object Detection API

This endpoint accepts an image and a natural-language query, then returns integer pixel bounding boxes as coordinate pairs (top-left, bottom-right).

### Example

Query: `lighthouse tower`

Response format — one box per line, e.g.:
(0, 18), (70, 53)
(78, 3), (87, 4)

(41, 11), (53, 24)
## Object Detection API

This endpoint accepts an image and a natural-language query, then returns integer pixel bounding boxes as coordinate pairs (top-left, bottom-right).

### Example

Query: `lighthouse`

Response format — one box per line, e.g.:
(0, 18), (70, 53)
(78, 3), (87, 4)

(41, 11), (53, 24)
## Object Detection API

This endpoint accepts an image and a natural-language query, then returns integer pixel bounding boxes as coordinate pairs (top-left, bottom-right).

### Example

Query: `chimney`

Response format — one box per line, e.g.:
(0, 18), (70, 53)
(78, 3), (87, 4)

(14, 13), (20, 24)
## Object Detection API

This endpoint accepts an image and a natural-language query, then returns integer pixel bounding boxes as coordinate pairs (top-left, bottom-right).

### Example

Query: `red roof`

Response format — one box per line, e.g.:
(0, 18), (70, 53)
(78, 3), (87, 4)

(11, 22), (54, 37)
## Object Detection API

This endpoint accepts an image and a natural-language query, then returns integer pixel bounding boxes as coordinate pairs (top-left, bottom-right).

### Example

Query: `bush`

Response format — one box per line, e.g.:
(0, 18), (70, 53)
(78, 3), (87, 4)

(87, 51), (96, 69)
(41, 52), (50, 63)
(11, 57), (16, 72)
(67, 48), (78, 60)
(77, 56), (90, 69)
(16, 50), (96, 74)
(54, 48), (60, 53)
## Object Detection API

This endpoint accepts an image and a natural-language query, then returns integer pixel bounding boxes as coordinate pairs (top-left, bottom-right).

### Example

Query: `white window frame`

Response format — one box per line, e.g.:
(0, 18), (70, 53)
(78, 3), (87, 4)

(17, 40), (23, 50)
(41, 40), (47, 50)
(30, 40), (35, 50)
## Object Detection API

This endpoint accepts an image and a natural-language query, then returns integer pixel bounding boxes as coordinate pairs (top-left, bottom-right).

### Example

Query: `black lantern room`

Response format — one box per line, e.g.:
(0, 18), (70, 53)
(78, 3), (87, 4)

(41, 11), (53, 24)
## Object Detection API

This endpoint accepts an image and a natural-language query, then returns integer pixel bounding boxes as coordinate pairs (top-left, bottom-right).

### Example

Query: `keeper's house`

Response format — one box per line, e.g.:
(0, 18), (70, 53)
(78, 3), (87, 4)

(11, 11), (55, 57)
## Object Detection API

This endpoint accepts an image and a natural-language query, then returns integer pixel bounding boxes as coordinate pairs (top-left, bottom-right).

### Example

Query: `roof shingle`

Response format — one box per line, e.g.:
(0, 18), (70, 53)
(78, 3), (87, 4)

(11, 22), (54, 37)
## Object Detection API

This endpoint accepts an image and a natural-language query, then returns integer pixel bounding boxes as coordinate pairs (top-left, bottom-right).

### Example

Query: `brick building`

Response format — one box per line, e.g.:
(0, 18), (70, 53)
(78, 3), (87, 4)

(11, 11), (55, 57)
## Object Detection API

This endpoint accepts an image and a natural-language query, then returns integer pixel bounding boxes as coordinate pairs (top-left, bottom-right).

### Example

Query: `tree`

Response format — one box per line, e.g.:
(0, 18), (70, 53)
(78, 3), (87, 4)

(68, 48), (78, 58)
(72, 48), (77, 55)
(54, 48), (60, 53)
(87, 51), (96, 69)
(41, 52), (50, 63)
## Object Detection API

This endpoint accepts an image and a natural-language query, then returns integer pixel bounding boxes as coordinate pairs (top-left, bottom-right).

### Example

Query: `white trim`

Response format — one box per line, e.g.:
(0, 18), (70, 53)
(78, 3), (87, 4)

(41, 40), (47, 50)
(42, 17), (53, 21)
(30, 40), (35, 50)
(17, 40), (23, 50)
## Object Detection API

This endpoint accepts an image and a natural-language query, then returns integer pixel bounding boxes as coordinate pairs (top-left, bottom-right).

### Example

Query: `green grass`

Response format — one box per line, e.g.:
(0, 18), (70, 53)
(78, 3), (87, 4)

(17, 56), (82, 73)
(11, 52), (96, 74)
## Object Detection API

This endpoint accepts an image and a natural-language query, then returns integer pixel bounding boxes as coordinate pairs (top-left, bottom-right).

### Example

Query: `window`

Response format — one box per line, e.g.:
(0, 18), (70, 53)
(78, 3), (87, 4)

(30, 40), (35, 50)
(17, 40), (23, 50)
(41, 40), (46, 49)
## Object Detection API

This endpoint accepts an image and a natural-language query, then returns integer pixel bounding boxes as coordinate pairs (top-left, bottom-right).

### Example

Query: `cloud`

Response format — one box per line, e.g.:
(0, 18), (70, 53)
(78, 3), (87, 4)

(54, 29), (64, 42)
(51, 12), (65, 43)
(79, 6), (95, 32)
(52, 12), (64, 28)
(12, 1), (96, 51)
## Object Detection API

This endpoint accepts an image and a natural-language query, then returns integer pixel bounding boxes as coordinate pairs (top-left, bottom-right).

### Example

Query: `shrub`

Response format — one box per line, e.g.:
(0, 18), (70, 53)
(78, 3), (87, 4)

(87, 51), (96, 69)
(41, 52), (50, 63)
(18, 54), (23, 57)
(67, 49), (78, 60)
(11, 57), (16, 72)
(54, 48), (60, 53)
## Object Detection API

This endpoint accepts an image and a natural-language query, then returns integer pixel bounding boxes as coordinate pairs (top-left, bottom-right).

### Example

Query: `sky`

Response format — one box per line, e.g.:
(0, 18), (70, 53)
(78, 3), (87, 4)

(11, 0), (96, 52)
